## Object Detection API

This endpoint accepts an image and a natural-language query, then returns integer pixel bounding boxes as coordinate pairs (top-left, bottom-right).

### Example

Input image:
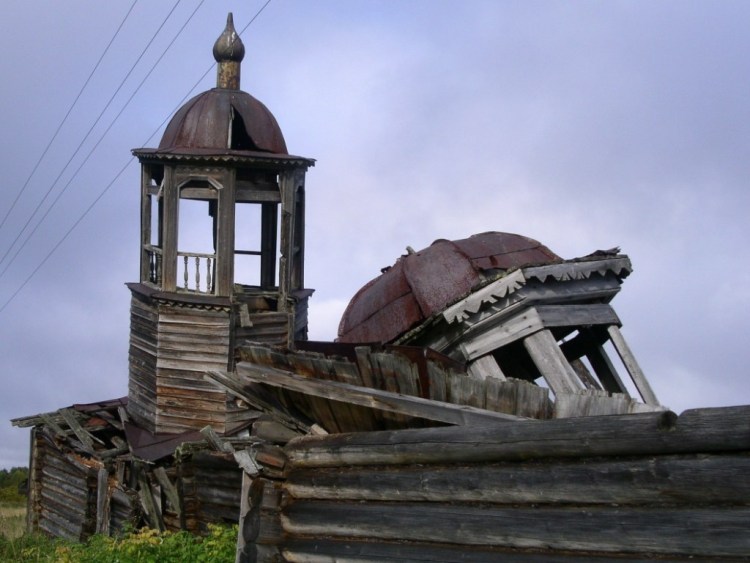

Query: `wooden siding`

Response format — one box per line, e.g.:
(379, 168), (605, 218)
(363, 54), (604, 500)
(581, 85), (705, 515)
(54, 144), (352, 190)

(128, 293), (231, 434)
(240, 406), (750, 561)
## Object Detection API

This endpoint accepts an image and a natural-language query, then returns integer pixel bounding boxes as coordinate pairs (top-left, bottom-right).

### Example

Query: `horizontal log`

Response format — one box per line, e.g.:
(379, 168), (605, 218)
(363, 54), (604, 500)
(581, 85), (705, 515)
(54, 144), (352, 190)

(281, 538), (646, 562)
(286, 454), (750, 505)
(281, 501), (750, 557)
(39, 510), (84, 541)
(285, 406), (750, 467)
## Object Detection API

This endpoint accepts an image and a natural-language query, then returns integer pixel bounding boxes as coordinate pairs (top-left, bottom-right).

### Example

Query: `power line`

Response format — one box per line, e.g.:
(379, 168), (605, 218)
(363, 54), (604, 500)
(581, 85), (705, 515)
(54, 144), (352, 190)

(0, 0), (205, 281)
(0, 1), (275, 315)
(0, 0), (139, 236)
(0, 0), (183, 272)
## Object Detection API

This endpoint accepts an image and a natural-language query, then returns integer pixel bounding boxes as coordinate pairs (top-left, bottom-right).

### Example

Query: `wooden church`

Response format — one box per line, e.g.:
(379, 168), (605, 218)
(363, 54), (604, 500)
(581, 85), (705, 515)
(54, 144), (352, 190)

(13, 14), (750, 561)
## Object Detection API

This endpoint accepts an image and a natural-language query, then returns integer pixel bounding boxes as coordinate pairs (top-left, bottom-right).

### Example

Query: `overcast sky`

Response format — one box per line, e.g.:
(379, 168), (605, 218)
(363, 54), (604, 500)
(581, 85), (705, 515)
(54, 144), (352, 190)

(1, 0), (749, 469)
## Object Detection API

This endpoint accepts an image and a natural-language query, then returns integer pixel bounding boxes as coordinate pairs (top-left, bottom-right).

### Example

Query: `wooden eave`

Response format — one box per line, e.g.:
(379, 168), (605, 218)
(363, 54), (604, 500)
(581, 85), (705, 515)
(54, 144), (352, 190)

(131, 147), (315, 169)
(126, 282), (232, 311)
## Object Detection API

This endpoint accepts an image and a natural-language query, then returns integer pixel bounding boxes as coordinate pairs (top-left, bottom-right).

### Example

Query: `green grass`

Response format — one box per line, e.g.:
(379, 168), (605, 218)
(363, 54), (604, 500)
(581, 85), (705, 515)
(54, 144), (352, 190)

(0, 504), (26, 541)
(0, 523), (238, 562)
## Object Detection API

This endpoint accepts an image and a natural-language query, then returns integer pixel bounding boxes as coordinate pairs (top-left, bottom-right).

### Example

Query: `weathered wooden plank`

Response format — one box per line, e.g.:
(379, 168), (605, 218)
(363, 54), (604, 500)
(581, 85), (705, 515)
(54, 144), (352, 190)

(536, 304), (620, 328)
(426, 360), (449, 403)
(204, 370), (312, 434)
(287, 355), (343, 433)
(555, 390), (635, 418)
(138, 472), (164, 531)
(39, 507), (85, 541)
(59, 408), (105, 451)
(459, 307), (545, 360)
(467, 354), (506, 380)
(285, 407), (750, 468)
(607, 325), (660, 406)
(585, 341), (631, 396)
(95, 467), (110, 535)
(484, 377), (552, 419)
(232, 364), (522, 427)
(329, 357), (379, 432)
(286, 454), (750, 505)
(523, 329), (583, 395)
(281, 501), (750, 557)
(153, 467), (182, 518)
(450, 372), (486, 409)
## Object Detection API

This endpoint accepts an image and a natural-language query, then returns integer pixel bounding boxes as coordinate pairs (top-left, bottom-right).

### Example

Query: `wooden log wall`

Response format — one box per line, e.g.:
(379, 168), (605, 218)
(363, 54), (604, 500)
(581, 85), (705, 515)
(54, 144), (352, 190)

(29, 430), (99, 542)
(176, 451), (243, 534)
(241, 406), (750, 561)
(128, 294), (231, 434)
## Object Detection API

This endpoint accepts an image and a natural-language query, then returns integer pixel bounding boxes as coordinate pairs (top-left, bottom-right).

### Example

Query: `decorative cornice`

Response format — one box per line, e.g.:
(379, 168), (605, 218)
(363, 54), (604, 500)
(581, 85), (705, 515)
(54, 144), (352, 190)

(442, 256), (632, 324)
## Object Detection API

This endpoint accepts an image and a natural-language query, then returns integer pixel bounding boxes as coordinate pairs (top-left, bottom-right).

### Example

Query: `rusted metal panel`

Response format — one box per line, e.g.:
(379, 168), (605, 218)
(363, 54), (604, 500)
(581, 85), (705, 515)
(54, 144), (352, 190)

(158, 89), (288, 154)
(338, 232), (560, 344)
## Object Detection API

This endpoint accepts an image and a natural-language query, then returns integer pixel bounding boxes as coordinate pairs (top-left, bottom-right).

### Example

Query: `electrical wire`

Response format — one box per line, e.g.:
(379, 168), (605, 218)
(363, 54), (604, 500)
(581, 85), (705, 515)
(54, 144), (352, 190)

(0, 0), (139, 236)
(0, 1), (275, 315)
(0, 0), (206, 281)
(0, 0), (183, 271)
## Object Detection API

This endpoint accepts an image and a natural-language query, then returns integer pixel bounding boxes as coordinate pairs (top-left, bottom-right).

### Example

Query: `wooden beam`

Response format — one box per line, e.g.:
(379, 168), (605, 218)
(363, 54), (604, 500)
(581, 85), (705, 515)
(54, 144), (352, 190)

(281, 501), (750, 558)
(536, 303), (620, 328)
(522, 329), (583, 395)
(225, 364), (523, 426)
(285, 407), (750, 468)
(95, 467), (110, 535)
(153, 467), (181, 519)
(467, 355), (506, 380)
(607, 325), (659, 406)
(584, 335), (631, 396)
(460, 307), (545, 360)
(203, 370), (312, 434)
(285, 454), (750, 506)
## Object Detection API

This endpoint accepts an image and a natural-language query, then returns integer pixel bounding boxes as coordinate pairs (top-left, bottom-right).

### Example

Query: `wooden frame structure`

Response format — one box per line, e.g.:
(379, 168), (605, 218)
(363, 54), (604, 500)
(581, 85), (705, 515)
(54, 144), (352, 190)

(398, 255), (662, 416)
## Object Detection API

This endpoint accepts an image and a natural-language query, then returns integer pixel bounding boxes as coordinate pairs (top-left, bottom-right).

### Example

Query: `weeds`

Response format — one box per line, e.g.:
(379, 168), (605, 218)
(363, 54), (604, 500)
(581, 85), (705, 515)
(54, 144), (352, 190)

(0, 523), (237, 562)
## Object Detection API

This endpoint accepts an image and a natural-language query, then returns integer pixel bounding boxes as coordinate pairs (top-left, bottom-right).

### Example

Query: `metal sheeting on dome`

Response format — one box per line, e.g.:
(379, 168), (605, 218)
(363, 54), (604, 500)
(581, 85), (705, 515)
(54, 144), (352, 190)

(158, 88), (288, 154)
(337, 232), (561, 344)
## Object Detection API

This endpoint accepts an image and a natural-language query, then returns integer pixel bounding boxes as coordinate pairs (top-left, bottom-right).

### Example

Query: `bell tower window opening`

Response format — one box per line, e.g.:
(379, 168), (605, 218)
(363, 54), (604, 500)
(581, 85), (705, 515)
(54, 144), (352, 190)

(146, 194), (163, 285)
(142, 166), (164, 288)
(177, 182), (218, 294)
(234, 202), (279, 289)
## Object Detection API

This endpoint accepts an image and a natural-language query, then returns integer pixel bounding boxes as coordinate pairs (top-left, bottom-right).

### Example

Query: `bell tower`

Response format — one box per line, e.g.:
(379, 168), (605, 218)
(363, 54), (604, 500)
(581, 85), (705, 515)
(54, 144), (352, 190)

(127, 14), (315, 434)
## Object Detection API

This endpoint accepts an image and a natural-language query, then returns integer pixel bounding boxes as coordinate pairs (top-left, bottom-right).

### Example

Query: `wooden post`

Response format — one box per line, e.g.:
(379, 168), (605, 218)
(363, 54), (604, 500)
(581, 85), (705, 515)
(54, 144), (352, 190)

(607, 325), (660, 405)
(467, 354), (506, 380)
(161, 166), (178, 292)
(95, 467), (110, 535)
(586, 342), (631, 397)
(523, 329), (583, 395)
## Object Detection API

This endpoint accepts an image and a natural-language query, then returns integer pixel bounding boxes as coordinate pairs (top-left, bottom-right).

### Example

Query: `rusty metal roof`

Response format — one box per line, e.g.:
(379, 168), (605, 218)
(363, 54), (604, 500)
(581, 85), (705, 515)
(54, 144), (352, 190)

(337, 232), (561, 344)
(157, 88), (287, 154)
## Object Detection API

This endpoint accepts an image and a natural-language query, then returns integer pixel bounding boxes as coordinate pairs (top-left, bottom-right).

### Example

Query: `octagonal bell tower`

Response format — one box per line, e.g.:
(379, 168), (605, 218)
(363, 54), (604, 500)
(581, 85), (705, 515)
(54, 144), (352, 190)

(127, 14), (315, 434)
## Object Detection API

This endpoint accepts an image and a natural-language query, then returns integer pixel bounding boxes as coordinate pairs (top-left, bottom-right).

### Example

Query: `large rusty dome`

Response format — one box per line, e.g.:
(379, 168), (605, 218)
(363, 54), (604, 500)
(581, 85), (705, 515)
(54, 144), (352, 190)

(158, 14), (287, 155)
(337, 232), (561, 344)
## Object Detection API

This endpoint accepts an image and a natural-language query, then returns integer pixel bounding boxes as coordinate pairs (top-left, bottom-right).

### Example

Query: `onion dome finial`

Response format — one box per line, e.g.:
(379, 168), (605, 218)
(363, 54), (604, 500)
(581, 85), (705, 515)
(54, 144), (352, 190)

(213, 13), (245, 89)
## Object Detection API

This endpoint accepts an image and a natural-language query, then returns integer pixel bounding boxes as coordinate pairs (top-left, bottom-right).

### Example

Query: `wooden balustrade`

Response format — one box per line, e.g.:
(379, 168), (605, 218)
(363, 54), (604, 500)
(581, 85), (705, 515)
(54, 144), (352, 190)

(178, 251), (215, 294)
